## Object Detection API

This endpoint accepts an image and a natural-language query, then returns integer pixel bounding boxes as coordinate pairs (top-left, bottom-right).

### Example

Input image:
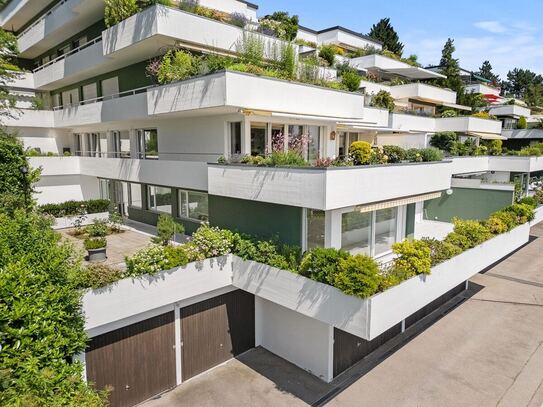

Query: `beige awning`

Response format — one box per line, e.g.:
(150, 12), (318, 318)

(466, 131), (506, 140)
(440, 102), (472, 111)
(355, 191), (443, 213)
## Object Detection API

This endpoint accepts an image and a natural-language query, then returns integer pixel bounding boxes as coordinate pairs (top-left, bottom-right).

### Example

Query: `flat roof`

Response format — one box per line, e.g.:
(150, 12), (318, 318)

(298, 24), (383, 45)
(238, 0), (258, 9)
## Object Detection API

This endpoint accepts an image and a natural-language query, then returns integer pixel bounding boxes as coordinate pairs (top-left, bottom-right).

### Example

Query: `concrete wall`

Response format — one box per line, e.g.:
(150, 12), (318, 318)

(34, 174), (100, 204)
(255, 297), (333, 382)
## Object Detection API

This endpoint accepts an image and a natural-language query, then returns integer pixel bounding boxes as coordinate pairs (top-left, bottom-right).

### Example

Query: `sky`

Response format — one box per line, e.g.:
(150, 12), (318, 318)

(256, 0), (543, 79)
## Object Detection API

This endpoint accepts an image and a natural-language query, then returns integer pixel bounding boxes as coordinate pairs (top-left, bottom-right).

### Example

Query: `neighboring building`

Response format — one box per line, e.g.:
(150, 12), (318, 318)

(1, 1), (538, 406)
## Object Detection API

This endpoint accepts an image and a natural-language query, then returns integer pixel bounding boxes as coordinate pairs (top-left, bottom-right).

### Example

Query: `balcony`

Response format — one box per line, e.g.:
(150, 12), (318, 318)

(17, 0), (104, 58)
(147, 70), (366, 119)
(389, 82), (457, 105)
(390, 112), (436, 132)
(465, 83), (500, 97)
(207, 161), (452, 211)
(489, 104), (531, 118)
(0, 0), (49, 32)
(4, 109), (54, 128)
(434, 116), (503, 135)
(350, 54), (446, 80)
(316, 27), (382, 51)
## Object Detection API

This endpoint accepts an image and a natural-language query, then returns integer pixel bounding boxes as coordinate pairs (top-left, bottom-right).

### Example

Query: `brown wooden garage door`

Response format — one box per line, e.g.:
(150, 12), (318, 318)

(181, 289), (255, 380)
(86, 312), (176, 407)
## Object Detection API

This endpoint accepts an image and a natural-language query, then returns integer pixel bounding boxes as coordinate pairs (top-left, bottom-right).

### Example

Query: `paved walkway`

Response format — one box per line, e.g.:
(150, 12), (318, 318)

(143, 224), (543, 407)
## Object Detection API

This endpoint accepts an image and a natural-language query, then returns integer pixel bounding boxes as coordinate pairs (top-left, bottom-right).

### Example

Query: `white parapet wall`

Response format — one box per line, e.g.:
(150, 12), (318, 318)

(52, 212), (109, 230)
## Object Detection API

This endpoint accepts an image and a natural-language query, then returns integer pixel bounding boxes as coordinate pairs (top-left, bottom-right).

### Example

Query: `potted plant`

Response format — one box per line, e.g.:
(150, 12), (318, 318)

(84, 237), (107, 262)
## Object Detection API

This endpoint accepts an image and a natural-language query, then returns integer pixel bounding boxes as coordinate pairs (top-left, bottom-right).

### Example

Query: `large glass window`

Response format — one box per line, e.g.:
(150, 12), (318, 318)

(99, 179), (110, 200)
(147, 186), (172, 213)
(137, 129), (158, 160)
(178, 190), (209, 222)
(374, 207), (398, 256)
(341, 211), (372, 256)
(250, 123), (266, 156)
(128, 183), (142, 208)
(341, 207), (400, 257)
(307, 125), (321, 161)
(112, 131), (130, 158)
(306, 209), (325, 249)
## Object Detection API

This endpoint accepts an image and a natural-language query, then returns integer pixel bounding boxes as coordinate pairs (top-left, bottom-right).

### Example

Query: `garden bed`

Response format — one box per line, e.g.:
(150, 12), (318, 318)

(53, 212), (109, 230)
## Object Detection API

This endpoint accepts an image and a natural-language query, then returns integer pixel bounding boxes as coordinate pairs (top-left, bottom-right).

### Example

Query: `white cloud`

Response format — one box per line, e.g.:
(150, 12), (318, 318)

(473, 20), (507, 33)
(403, 21), (543, 77)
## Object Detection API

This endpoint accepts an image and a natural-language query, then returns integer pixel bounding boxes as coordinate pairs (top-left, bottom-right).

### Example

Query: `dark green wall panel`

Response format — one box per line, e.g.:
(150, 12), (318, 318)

(208, 195), (303, 246)
(424, 187), (514, 222)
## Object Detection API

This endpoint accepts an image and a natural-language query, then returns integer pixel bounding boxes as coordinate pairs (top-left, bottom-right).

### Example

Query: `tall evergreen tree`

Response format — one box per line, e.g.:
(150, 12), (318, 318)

(476, 60), (499, 84)
(368, 18), (404, 57)
(503, 68), (543, 98)
(435, 38), (464, 95)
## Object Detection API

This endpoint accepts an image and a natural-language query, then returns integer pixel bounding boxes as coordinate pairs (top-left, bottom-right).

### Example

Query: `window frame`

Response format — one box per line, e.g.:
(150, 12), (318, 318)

(178, 189), (209, 223)
(147, 185), (172, 214)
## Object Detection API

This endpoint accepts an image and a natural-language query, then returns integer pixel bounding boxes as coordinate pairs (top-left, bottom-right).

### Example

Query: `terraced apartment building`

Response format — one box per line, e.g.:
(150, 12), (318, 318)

(2, 1), (543, 406)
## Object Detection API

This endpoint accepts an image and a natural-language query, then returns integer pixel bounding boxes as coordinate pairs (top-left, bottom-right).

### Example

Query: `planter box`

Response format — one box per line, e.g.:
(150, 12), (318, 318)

(87, 247), (106, 262)
(52, 212), (109, 230)
(530, 206), (543, 226)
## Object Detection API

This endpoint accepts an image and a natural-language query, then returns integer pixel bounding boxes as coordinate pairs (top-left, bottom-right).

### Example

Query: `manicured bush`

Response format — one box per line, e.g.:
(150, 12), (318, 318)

(0, 211), (105, 405)
(382, 145), (406, 163)
(77, 263), (125, 289)
(418, 147), (444, 162)
(84, 237), (107, 250)
(86, 219), (109, 237)
(378, 266), (412, 291)
(486, 139), (503, 156)
(443, 232), (471, 251)
(341, 71), (362, 92)
(349, 141), (373, 165)
(503, 203), (535, 224)
(485, 215), (509, 235)
(39, 199), (110, 217)
(332, 255), (381, 298)
(518, 196), (538, 208)
(392, 239), (432, 276)
(185, 223), (234, 261)
(420, 238), (462, 266)
(299, 247), (350, 284)
(152, 214), (184, 245)
(267, 151), (308, 167)
(232, 233), (300, 272)
(489, 210), (518, 232)
(430, 132), (457, 152)
(370, 90), (395, 111)
(450, 219), (492, 249)
(164, 245), (189, 268)
(440, 109), (457, 118)
(517, 115), (527, 129)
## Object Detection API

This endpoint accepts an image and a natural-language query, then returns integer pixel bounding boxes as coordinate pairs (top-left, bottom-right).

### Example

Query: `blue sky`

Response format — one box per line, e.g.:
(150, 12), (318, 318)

(256, 0), (543, 79)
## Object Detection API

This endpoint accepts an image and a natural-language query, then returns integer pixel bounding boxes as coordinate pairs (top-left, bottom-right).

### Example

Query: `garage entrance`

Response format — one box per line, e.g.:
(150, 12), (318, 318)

(180, 289), (255, 380)
(86, 312), (176, 407)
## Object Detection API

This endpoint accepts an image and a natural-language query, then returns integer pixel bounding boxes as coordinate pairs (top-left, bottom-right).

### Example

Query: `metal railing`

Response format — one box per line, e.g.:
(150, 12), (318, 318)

(53, 85), (155, 110)
(33, 35), (102, 73)
(17, 0), (71, 39)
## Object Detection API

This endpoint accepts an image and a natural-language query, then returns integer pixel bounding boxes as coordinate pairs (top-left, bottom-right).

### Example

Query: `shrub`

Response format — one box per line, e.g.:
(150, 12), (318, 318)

(186, 223), (234, 260)
(341, 71), (362, 92)
(488, 210), (518, 232)
(405, 148), (422, 162)
(319, 45), (337, 66)
(471, 111), (495, 120)
(444, 232), (471, 251)
(267, 151), (308, 167)
(236, 32), (265, 66)
(332, 255), (381, 298)
(430, 132), (457, 152)
(86, 219), (109, 237)
(39, 199), (110, 217)
(451, 219), (492, 248)
(229, 12), (248, 28)
(418, 147), (444, 162)
(152, 214), (184, 245)
(77, 264), (125, 289)
(108, 208), (124, 232)
(0, 211), (106, 405)
(125, 244), (170, 276)
(440, 109), (457, 118)
(259, 11), (299, 41)
(379, 266), (412, 291)
(104, 0), (139, 27)
(485, 215), (509, 235)
(279, 43), (296, 79)
(349, 141), (373, 165)
(517, 115), (527, 129)
(518, 196), (538, 208)
(382, 145), (406, 163)
(84, 237), (107, 250)
(299, 247), (349, 284)
(370, 90), (395, 111)
(164, 245), (189, 268)
(503, 203), (535, 224)
(157, 49), (195, 84)
(392, 239), (432, 276)
(420, 238), (462, 266)
(486, 139), (503, 156)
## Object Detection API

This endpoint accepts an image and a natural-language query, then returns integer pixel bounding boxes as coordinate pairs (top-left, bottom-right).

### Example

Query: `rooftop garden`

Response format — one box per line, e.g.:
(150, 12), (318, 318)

(78, 200), (537, 303)
(217, 139), (444, 168)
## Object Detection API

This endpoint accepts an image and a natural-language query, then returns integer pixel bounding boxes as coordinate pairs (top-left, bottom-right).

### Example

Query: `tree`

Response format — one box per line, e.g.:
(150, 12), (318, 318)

(459, 90), (488, 110)
(476, 60), (499, 84)
(0, 28), (20, 123)
(152, 214), (184, 245)
(0, 211), (106, 405)
(502, 68), (543, 98)
(524, 83), (543, 107)
(0, 131), (40, 214)
(368, 18), (404, 57)
(517, 116), (527, 129)
(435, 38), (464, 95)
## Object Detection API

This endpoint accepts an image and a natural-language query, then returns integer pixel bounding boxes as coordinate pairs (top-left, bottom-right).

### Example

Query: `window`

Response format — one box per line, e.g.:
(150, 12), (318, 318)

(101, 76), (119, 98)
(147, 185), (172, 213)
(112, 130), (130, 158)
(62, 88), (79, 108)
(178, 190), (209, 222)
(129, 183), (142, 208)
(137, 129), (158, 159)
(99, 179), (110, 200)
(82, 83), (97, 103)
(250, 123), (267, 156)
(341, 207), (400, 257)
(338, 132), (347, 158)
(87, 133), (105, 157)
(306, 209), (325, 249)
(74, 133), (82, 156)
(228, 122), (241, 156)
(307, 125), (320, 161)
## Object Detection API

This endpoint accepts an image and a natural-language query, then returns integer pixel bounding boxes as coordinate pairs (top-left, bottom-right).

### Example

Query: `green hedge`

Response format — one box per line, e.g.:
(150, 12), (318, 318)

(39, 199), (111, 217)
